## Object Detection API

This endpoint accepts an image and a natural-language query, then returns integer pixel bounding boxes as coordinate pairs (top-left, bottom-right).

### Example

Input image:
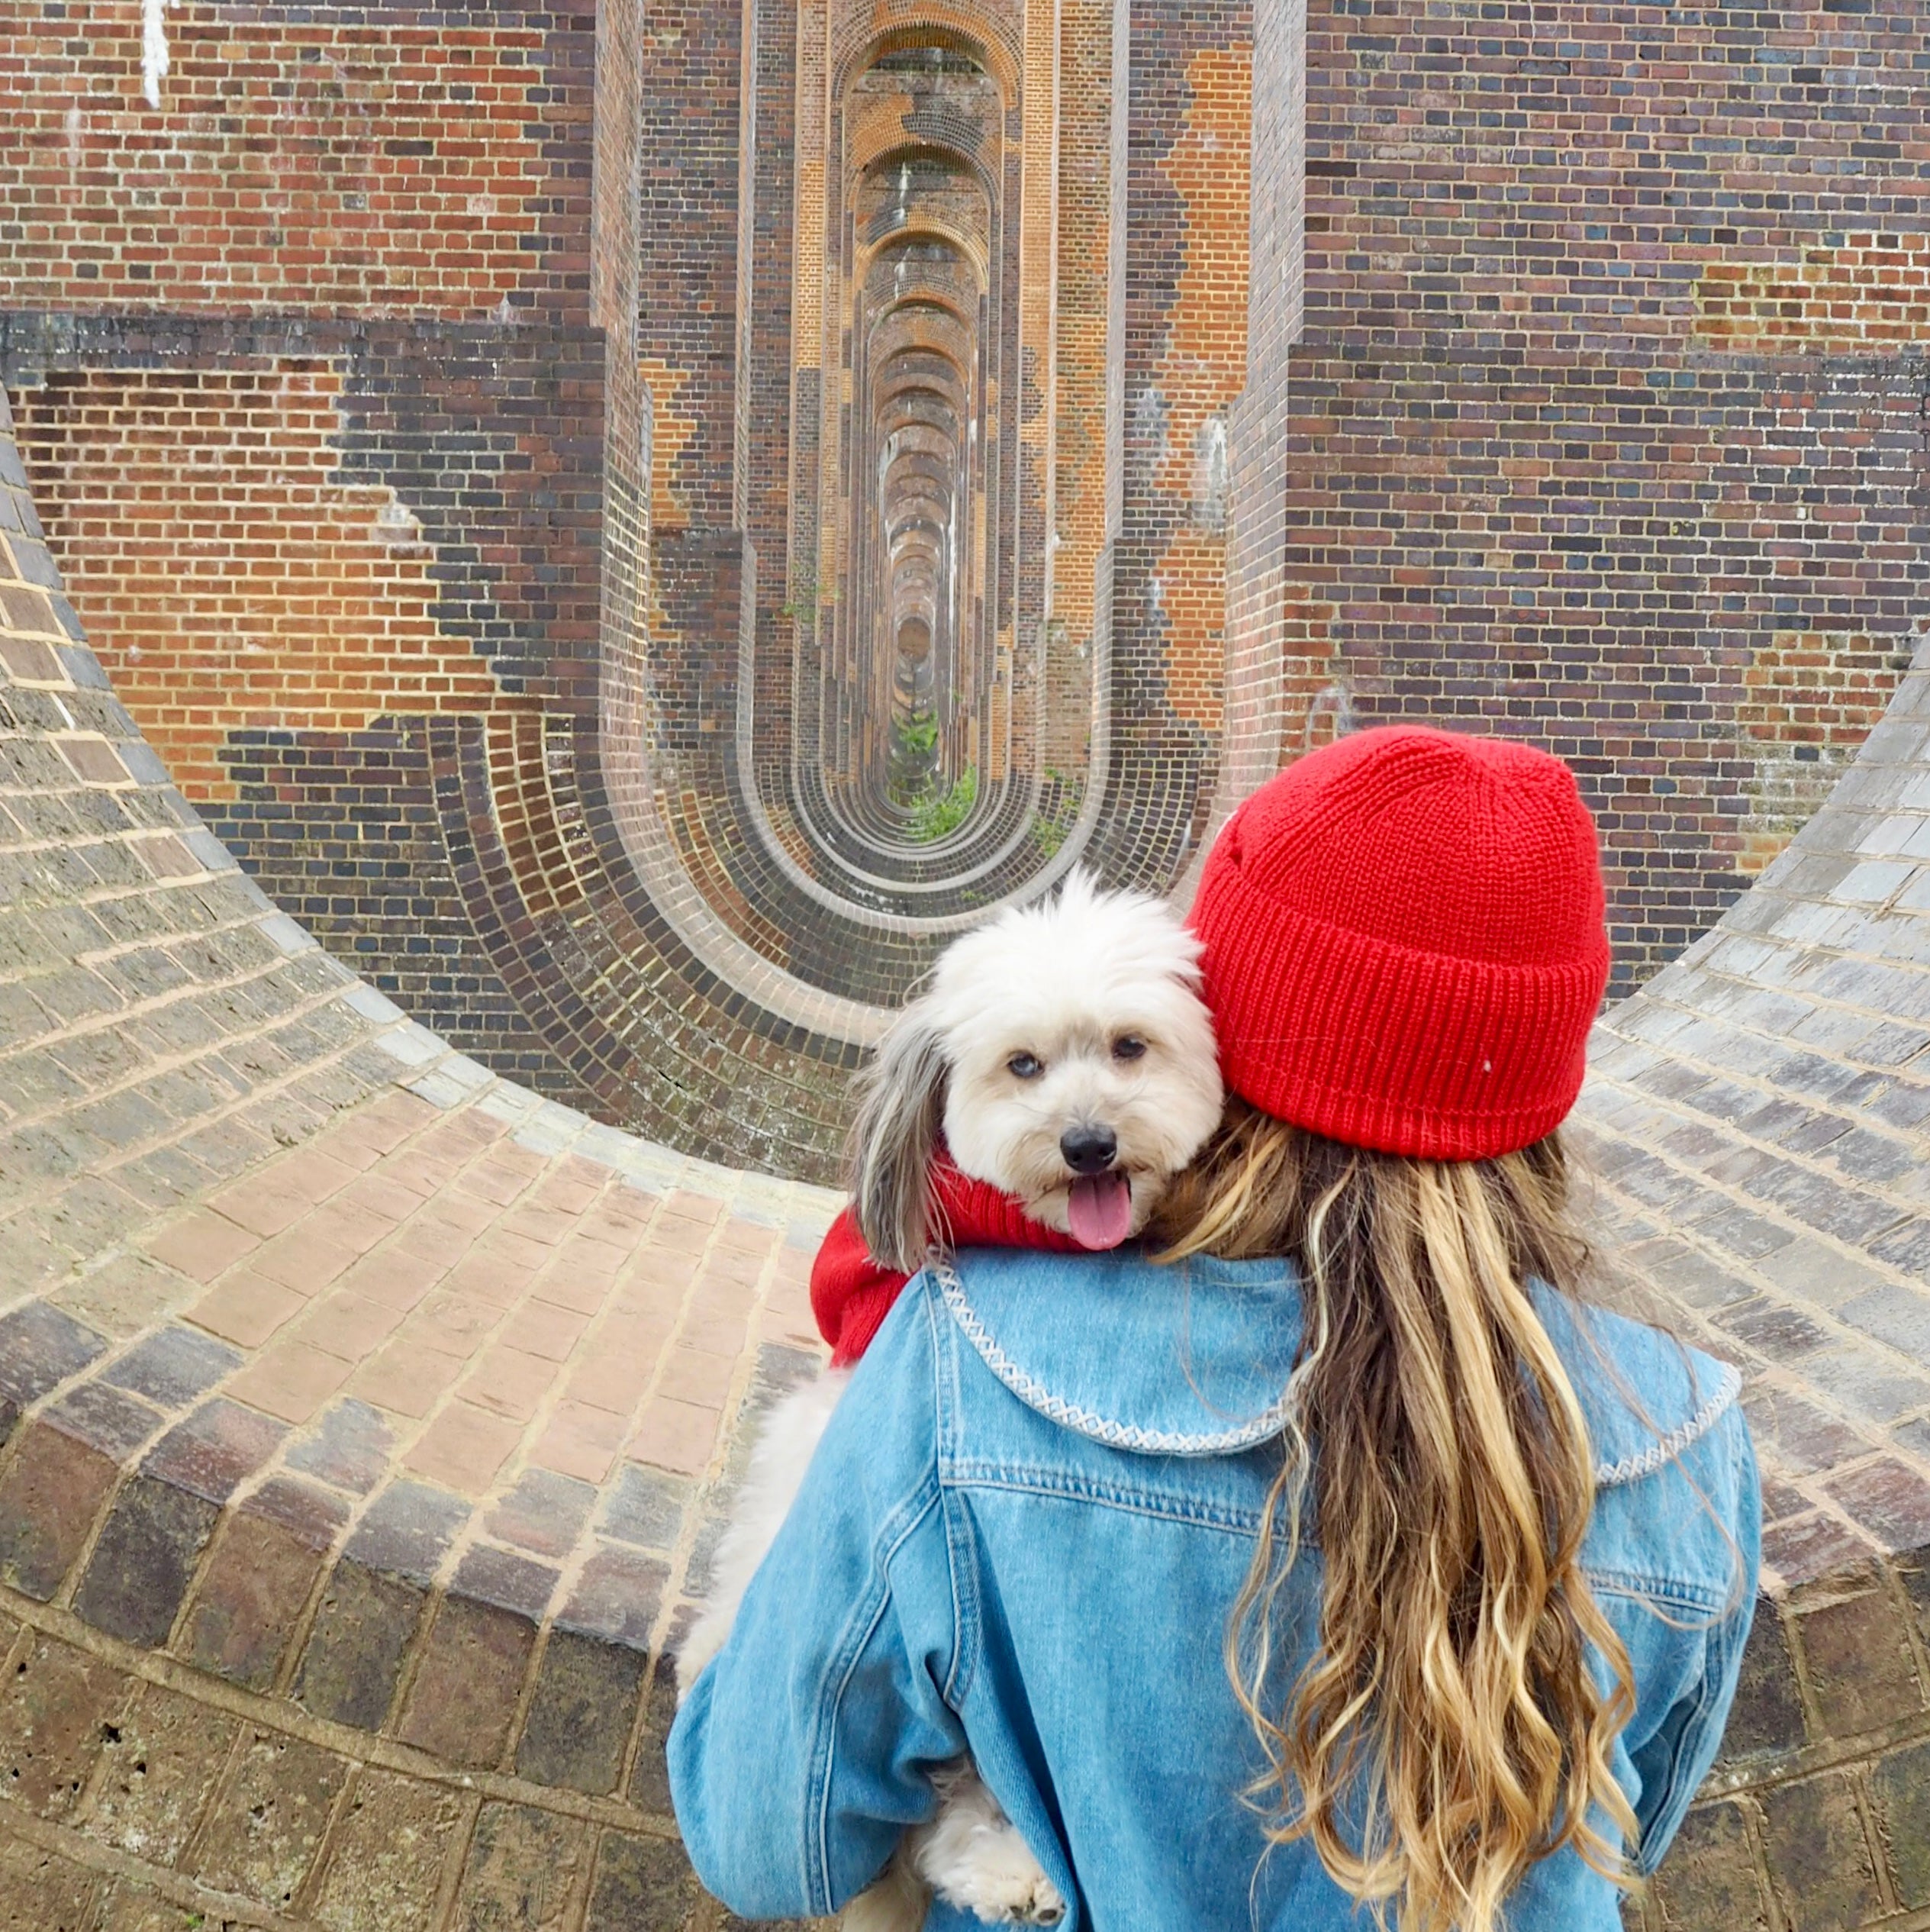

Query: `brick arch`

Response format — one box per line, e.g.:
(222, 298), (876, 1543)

(832, 14), (1023, 102)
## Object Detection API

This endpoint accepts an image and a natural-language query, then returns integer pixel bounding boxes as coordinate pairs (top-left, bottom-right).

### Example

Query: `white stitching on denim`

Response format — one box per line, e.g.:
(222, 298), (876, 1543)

(937, 1260), (1742, 1485)
(936, 1260), (1296, 1456)
(1592, 1359), (1742, 1489)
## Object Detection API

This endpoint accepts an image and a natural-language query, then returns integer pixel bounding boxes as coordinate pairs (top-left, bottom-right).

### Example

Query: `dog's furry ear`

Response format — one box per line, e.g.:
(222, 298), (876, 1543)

(851, 1001), (948, 1274)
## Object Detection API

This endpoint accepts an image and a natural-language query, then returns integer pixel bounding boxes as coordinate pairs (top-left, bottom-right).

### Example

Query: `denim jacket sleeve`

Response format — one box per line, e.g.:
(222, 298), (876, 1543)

(1622, 1404), (1762, 1876)
(668, 1285), (968, 1917)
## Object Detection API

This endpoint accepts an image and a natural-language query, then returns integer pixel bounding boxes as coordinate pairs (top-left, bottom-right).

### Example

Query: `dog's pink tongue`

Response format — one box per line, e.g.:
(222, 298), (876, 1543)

(1067, 1172), (1134, 1249)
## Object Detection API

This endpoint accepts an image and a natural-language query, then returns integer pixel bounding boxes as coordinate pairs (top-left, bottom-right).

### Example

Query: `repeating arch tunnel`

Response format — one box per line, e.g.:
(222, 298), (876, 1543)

(8, 0), (1930, 1204)
(0, 0), (1268, 1181)
(797, 30), (1028, 882)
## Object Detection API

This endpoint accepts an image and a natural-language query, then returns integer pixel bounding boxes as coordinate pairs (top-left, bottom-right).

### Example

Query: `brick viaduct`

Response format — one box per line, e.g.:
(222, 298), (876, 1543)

(2, 0), (1930, 1927)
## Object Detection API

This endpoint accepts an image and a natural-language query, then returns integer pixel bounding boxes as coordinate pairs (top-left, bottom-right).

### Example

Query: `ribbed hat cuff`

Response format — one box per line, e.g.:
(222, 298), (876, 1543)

(1195, 860), (1607, 1161)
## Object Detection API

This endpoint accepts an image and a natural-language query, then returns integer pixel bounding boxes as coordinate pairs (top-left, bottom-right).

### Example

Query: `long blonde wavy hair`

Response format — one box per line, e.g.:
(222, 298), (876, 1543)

(1155, 1101), (1638, 1932)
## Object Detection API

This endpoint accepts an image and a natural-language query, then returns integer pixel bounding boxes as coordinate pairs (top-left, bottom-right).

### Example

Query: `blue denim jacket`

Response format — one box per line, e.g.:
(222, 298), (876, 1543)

(669, 1249), (1760, 1930)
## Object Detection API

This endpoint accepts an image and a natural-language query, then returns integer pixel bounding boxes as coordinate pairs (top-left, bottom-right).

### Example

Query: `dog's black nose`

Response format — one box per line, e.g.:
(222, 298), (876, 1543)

(1060, 1125), (1118, 1174)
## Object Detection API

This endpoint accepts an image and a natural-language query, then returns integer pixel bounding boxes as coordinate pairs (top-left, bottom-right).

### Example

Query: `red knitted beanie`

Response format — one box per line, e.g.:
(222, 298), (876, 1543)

(1190, 727), (1609, 1161)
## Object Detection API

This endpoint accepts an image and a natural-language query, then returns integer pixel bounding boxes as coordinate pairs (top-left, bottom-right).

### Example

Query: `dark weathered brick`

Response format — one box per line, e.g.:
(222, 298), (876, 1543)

(454, 1801), (590, 1932)
(0, 1834), (100, 1929)
(1645, 1792), (1769, 1932)
(627, 1650), (680, 1817)
(0, 1419), (115, 1599)
(343, 1478), (469, 1585)
(189, 1727), (350, 1911)
(1868, 1737), (1930, 1909)
(0, 1635), (129, 1819)
(1765, 1510), (1881, 1586)
(488, 1465), (598, 1559)
(1717, 1605), (1808, 1762)
(40, 1381), (160, 1460)
(140, 1396), (287, 1508)
(1759, 1772), (1887, 1932)
(599, 1464), (689, 1553)
(182, 1507), (330, 1692)
(587, 1828), (701, 1932)
(1822, 1460), (1930, 1556)
(1793, 1579), (1925, 1740)
(397, 1597), (534, 1768)
(514, 1630), (644, 1795)
(451, 1544), (559, 1625)
(87, 1682), (238, 1866)
(243, 1474), (350, 1550)
(0, 1301), (105, 1406)
(72, 1473), (220, 1649)
(285, 1398), (396, 1496)
(295, 1558), (427, 1732)
(309, 1767), (468, 1932)
(558, 1545), (665, 1650)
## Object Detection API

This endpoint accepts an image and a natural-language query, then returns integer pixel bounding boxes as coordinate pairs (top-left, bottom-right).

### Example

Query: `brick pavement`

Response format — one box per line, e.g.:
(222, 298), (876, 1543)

(1576, 653), (1930, 1592)
(0, 1074), (836, 1932)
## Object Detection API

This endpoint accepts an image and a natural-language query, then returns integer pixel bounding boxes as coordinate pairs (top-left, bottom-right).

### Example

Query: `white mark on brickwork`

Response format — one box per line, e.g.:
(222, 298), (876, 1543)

(1193, 417), (1229, 533)
(141, 0), (173, 108)
(66, 106), (82, 169)
(373, 496), (426, 549)
(1303, 682), (1355, 749)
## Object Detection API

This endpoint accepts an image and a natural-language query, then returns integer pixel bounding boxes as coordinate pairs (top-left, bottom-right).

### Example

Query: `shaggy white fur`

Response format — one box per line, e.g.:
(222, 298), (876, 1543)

(678, 872), (1222, 1928)
(926, 870), (1224, 1246)
(677, 1367), (850, 1690)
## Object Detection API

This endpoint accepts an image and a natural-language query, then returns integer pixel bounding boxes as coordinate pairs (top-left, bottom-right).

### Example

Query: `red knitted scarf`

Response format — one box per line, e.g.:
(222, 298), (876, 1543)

(810, 1155), (1083, 1366)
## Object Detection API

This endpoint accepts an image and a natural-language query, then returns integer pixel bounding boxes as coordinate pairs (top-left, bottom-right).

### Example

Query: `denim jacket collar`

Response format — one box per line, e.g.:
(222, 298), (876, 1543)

(938, 1247), (1742, 1485)
(937, 1248), (1305, 1456)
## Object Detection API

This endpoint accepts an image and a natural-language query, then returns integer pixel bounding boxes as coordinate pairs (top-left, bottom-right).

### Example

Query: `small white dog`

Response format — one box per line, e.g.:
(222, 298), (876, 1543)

(679, 872), (1223, 1928)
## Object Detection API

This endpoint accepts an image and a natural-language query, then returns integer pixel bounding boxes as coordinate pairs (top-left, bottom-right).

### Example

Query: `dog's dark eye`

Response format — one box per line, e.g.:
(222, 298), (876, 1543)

(1007, 1052), (1043, 1079)
(1112, 1035), (1147, 1063)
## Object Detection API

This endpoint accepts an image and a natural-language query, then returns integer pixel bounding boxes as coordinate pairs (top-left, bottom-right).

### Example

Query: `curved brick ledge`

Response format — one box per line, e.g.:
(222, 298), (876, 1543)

(0, 1089), (835, 1932)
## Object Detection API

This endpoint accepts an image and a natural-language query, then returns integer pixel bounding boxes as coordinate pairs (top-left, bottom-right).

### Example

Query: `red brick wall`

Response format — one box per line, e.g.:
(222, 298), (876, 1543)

(1698, 238), (1930, 351)
(0, 0), (575, 318)
(10, 366), (523, 802)
(1263, 0), (1930, 987)
(1736, 631), (1918, 875)
(1151, 42), (1250, 738)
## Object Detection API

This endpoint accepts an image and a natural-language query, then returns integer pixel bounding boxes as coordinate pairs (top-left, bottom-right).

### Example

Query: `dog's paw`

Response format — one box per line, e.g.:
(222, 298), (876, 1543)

(923, 1827), (1065, 1925)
